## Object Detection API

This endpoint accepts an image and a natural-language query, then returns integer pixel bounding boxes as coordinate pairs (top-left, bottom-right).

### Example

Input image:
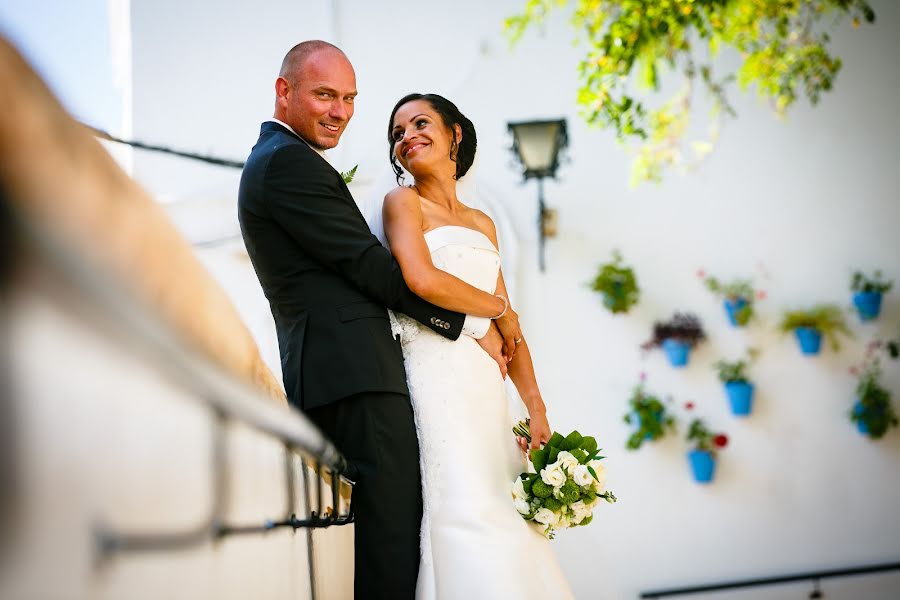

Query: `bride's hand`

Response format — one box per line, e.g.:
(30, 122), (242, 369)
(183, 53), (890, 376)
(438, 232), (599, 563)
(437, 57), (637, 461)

(495, 307), (522, 360)
(527, 409), (552, 450)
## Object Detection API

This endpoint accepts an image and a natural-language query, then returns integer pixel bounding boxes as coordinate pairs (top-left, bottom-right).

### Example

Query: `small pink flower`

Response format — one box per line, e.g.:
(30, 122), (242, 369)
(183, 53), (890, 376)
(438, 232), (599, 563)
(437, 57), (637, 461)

(756, 290), (767, 300)
(639, 371), (647, 381)
(849, 366), (860, 376)
(713, 434), (729, 448)
(685, 401), (695, 411)
(696, 269), (706, 279)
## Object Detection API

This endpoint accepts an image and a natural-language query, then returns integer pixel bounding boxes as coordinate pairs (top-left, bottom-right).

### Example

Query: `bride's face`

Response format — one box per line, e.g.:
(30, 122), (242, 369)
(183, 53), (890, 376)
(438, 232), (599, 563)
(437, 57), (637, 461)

(391, 100), (459, 179)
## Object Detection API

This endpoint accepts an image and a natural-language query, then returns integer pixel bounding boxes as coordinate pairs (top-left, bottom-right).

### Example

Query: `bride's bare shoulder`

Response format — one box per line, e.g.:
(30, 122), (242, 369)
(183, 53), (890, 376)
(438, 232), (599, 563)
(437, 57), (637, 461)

(383, 186), (423, 221)
(384, 185), (420, 204)
(469, 208), (498, 241)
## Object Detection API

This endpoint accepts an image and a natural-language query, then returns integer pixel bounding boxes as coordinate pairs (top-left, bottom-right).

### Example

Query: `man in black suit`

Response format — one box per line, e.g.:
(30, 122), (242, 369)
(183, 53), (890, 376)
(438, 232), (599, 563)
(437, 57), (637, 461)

(238, 41), (520, 599)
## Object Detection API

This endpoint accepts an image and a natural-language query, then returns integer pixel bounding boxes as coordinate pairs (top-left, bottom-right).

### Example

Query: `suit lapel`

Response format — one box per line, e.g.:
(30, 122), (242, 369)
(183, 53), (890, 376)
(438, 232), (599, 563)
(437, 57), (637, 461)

(260, 121), (369, 230)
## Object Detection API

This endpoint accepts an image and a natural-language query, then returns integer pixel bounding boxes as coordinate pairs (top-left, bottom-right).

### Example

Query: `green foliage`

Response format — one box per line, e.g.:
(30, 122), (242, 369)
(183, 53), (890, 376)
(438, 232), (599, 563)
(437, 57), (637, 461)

(687, 418), (728, 456)
(543, 497), (563, 510)
(590, 250), (641, 314)
(559, 481), (581, 504)
(713, 348), (758, 383)
(505, 0), (875, 184)
(704, 274), (759, 325)
(778, 303), (852, 351)
(851, 269), (893, 294)
(851, 357), (899, 439)
(532, 479), (553, 498)
(623, 382), (676, 449)
(340, 164), (358, 185)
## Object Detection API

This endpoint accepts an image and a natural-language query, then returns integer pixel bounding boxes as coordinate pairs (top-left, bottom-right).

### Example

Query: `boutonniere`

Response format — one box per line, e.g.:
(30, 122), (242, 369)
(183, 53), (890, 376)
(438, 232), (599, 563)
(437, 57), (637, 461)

(340, 165), (358, 185)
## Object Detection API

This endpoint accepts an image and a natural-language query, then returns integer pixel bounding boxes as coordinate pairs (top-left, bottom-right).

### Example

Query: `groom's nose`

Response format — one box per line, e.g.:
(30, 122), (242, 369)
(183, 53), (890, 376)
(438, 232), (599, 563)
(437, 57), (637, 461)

(328, 100), (350, 122)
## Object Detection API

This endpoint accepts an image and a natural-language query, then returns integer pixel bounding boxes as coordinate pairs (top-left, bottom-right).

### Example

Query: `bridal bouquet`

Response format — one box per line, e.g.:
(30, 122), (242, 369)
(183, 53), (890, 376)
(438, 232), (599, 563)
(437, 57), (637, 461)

(511, 420), (616, 538)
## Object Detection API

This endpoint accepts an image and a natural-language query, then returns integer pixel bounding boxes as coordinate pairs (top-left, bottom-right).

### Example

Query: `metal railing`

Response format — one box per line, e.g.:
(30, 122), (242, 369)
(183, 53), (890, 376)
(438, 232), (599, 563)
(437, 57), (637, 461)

(640, 560), (900, 598)
(3, 194), (354, 596)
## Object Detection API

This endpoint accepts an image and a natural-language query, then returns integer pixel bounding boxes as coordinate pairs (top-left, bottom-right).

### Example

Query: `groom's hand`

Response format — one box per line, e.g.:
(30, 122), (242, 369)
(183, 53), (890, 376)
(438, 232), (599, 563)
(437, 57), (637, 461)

(477, 323), (508, 379)
(495, 307), (522, 361)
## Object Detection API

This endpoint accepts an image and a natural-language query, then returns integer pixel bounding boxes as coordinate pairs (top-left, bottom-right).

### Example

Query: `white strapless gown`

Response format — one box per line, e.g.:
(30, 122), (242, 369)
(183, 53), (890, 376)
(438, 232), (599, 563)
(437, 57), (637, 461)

(390, 225), (574, 600)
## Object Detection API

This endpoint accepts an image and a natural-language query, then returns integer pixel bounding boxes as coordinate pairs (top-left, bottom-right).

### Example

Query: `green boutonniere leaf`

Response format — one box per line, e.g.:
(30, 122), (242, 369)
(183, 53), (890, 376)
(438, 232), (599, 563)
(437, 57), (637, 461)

(340, 164), (358, 185)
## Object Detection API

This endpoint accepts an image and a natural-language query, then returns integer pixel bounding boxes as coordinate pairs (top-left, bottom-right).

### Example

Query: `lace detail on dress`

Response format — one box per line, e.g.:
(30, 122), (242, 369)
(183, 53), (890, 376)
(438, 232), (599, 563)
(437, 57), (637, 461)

(388, 309), (422, 344)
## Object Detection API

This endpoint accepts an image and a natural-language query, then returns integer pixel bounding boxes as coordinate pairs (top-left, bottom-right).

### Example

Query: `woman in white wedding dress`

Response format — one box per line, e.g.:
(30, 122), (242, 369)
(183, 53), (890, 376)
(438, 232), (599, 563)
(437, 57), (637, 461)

(383, 93), (574, 600)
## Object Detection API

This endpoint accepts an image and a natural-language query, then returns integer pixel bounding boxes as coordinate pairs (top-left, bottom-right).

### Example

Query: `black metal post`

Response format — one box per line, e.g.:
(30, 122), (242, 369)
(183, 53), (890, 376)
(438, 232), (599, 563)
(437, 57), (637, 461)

(537, 177), (546, 272)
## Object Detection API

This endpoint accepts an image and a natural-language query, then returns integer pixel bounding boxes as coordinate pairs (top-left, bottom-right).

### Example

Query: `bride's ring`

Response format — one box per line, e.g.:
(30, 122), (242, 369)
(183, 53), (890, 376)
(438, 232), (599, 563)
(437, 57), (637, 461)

(514, 337), (523, 344)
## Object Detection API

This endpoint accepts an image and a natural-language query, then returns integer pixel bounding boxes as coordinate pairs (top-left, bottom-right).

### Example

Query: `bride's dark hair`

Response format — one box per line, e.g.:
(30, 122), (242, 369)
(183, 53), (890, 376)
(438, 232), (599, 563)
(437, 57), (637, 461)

(387, 93), (477, 185)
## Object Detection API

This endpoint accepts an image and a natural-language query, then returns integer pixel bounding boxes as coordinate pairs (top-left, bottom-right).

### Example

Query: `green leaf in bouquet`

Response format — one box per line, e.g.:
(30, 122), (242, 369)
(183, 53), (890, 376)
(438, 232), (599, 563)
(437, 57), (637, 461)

(547, 446), (561, 464)
(523, 475), (537, 495)
(587, 465), (601, 482)
(543, 497), (562, 511)
(530, 446), (549, 471)
(571, 448), (589, 462)
(531, 479), (552, 498)
(548, 432), (565, 448)
(579, 436), (598, 454)
(579, 515), (593, 527)
(584, 490), (598, 503)
(561, 430), (584, 451)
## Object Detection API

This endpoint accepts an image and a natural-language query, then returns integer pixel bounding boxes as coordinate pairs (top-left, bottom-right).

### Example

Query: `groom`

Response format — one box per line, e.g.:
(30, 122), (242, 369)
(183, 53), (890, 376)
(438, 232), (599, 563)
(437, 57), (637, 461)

(238, 41), (518, 598)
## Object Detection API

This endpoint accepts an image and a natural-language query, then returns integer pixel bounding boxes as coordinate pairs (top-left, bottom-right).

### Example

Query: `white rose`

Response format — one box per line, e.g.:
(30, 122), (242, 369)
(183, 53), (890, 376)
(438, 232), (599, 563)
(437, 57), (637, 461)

(534, 508), (559, 526)
(556, 451), (579, 471)
(515, 498), (531, 515)
(540, 465), (567, 488)
(589, 461), (607, 492)
(512, 477), (527, 500)
(569, 500), (589, 524)
(573, 464), (594, 487)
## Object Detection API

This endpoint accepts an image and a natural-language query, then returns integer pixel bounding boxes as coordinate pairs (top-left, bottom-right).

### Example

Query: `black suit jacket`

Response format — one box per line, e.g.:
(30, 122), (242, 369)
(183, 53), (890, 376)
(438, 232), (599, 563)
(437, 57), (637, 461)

(238, 121), (465, 410)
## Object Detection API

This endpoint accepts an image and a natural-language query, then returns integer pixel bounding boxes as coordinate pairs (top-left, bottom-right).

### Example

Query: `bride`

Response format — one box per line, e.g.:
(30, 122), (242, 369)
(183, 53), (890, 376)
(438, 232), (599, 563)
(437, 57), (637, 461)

(382, 93), (575, 599)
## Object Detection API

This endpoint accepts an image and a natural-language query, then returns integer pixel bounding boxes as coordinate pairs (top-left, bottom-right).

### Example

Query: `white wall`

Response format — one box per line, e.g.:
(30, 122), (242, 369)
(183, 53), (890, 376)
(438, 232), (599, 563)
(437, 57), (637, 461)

(129, 1), (900, 597)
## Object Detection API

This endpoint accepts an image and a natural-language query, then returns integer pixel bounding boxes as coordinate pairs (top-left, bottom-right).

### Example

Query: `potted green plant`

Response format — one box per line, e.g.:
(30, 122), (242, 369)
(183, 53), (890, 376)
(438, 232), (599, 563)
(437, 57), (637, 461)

(699, 270), (765, 327)
(623, 378), (676, 450)
(686, 419), (728, 483)
(590, 250), (640, 314)
(642, 312), (706, 367)
(713, 350), (758, 416)
(849, 346), (899, 440)
(778, 304), (851, 355)
(851, 270), (892, 322)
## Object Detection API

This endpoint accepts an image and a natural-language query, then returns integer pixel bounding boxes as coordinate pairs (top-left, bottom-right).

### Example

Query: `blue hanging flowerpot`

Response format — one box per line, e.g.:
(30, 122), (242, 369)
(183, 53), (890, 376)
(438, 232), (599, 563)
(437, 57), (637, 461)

(794, 327), (822, 355)
(662, 338), (691, 367)
(725, 381), (755, 416)
(853, 292), (882, 322)
(723, 297), (749, 327)
(688, 449), (716, 483)
(853, 401), (869, 435)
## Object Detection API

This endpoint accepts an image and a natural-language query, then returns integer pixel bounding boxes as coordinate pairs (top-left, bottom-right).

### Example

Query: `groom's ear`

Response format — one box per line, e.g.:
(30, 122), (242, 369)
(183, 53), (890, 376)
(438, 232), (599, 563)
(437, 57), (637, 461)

(275, 76), (291, 106)
(454, 123), (462, 144)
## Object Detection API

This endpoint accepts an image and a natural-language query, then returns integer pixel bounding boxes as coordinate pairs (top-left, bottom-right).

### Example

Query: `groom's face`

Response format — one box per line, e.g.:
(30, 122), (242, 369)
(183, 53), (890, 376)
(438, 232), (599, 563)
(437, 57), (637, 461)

(284, 50), (357, 150)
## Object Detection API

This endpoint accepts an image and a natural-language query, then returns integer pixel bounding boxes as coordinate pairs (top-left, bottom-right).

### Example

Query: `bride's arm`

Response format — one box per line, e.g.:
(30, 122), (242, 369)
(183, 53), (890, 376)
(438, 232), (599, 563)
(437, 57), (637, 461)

(477, 214), (552, 449)
(383, 187), (512, 318)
